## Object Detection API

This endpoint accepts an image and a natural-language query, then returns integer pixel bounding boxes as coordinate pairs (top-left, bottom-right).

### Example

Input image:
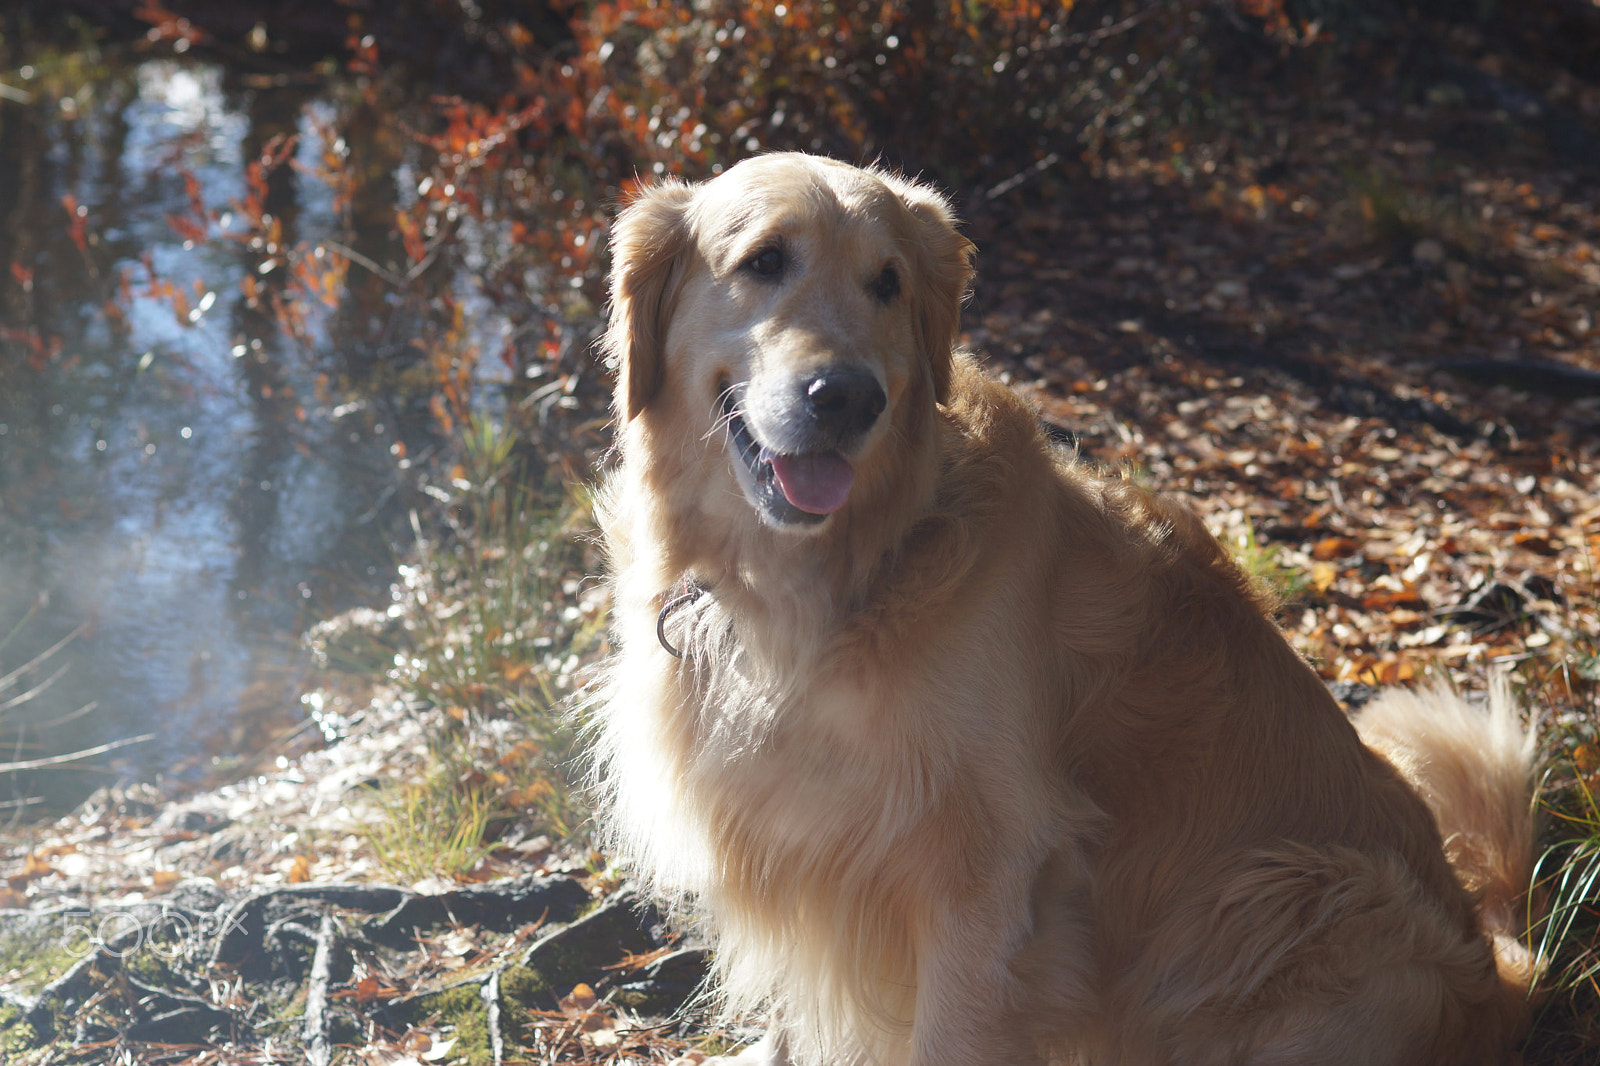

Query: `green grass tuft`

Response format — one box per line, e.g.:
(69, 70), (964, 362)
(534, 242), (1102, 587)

(1523, 572), (1600, 1061)
(352, 413), (597, 883)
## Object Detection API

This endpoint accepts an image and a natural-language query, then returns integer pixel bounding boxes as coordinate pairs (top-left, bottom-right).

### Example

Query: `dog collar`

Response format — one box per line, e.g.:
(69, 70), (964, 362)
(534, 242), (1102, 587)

(656, 578), (709, 658)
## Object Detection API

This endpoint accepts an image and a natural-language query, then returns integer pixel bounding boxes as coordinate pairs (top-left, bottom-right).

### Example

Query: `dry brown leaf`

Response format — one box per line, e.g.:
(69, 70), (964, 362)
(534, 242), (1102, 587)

(8, 852), (55, 889)
(1512, 532), (1561, 556)
(1361, 587), (1425, 611)
(400, 1027), (437, 1054)
(1312, 536), (1358, 561)
(340, 973), (409, 1005)
(560, 981), (612, 1031)
(561, 982), (598, 1014)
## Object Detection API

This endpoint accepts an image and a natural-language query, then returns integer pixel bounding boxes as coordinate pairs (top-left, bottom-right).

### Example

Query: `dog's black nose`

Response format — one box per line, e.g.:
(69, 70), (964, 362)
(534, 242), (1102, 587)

(803, 366), (886, 438)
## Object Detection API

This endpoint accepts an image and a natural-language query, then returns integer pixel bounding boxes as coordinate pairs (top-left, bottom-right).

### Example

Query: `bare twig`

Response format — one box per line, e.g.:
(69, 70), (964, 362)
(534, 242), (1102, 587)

(0, 622), (88, 697)
(0, 730), (152, 772)
(984, 153), (1062, 201)
(303, 913), (337, 1066)
(0, 662), (72, 713)
(483, 969), (505, 1066)
(319, 239), (408, 288)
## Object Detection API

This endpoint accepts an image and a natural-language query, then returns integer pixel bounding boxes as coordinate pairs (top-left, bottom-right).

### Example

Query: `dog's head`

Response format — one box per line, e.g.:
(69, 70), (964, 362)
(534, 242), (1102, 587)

(603, 154), (974, 536)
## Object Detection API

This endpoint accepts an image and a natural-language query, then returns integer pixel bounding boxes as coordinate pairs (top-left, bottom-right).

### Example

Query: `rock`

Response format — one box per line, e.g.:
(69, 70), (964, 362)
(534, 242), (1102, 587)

(366, 872), (590, 949)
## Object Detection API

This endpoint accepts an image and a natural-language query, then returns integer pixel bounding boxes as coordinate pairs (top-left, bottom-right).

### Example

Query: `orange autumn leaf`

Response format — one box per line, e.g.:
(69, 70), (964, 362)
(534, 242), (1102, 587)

(352, 975), (385, 1003)
(560, 982), (610, 1031)
(1311, 536), (1359, 561)
(561, 982), (598, 1015)
(1512, 532), (1560, 556)
(7, 853), (55, 889)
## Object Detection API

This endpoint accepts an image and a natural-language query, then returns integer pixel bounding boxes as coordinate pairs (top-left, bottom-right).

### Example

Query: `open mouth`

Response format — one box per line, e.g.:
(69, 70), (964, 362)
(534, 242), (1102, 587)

(723, 391), (856, 527)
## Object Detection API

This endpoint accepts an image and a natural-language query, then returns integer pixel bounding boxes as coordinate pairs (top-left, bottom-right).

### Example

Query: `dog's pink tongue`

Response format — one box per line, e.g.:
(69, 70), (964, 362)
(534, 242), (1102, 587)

(770, 452), (855, 515)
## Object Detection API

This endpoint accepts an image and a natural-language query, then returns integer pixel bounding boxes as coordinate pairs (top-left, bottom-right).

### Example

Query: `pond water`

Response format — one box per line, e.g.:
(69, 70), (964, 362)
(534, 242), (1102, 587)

(0, 48), (507, 810)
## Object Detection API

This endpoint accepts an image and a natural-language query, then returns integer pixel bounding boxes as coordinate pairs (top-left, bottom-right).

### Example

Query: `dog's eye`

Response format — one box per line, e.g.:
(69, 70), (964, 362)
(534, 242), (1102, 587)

(869, 263), (900, 304)
(743, 246), (786, 279)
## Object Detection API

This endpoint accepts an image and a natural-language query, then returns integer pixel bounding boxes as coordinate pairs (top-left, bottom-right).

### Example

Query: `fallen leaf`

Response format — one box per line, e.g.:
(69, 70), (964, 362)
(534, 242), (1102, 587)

(420, 1036), (457, 1062)
(560, 982), (610, 1031)
(1513, 532), (1561, 556)
(1312, 536), (1359, 560)
(8, 852), (56, 889)
(561, 982), (598, 1014)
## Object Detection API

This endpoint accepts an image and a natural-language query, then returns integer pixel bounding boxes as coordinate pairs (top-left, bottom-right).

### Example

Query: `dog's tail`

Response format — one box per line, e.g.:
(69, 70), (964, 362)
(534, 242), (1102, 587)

(1355, 679), (1540, 999)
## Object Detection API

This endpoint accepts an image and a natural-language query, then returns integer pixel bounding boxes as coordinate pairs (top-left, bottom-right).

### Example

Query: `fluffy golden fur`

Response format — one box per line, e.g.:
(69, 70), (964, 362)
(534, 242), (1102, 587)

(590, 153), (1539, 1066)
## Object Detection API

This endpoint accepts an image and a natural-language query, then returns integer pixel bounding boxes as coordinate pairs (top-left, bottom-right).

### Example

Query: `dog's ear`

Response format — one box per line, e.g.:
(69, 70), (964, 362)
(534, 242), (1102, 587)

(885, 175), (975, 404)
(604, 181), (695, 421)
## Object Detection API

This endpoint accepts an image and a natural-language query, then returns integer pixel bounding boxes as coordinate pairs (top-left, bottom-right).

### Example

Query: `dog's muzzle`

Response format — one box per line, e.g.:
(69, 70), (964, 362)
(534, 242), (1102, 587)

(724, 366), (886, 527)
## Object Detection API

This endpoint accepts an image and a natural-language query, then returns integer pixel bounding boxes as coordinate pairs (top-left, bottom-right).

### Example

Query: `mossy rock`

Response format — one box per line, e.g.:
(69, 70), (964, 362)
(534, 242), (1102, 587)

(493, 963), (553, 1049)
(390, 979), (495, 1066)
(499, 889), (707, 1032)
(0, 910), (90, 996)
(514, 886), (665, 998)
(614, 947), (709, 1016)
(0, 1000), (43, 1056)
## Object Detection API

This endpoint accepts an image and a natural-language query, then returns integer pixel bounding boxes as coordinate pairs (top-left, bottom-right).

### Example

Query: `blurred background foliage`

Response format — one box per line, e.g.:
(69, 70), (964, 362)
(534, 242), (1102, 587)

(5, 0), (1597, 429)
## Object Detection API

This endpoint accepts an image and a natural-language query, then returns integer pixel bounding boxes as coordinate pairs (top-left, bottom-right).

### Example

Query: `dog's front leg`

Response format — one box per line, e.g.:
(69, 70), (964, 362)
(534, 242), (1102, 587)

(907, 843), (1099, 1066)
(906, 913), (1054, 1066)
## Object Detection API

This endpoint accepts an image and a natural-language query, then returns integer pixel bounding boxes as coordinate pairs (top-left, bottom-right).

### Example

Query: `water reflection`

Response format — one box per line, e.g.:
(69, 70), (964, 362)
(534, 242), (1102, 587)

(0, 53), (436, 808)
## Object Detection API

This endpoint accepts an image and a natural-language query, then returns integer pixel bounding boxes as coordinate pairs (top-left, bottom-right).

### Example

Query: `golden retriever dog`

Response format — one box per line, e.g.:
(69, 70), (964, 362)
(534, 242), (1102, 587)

(590, 153), (1539, 1066)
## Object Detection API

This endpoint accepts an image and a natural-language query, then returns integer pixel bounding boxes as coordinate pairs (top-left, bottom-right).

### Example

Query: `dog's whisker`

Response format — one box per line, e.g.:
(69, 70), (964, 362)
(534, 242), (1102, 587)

(702, 384), (744, 444)
(703, 411), (739, 445)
